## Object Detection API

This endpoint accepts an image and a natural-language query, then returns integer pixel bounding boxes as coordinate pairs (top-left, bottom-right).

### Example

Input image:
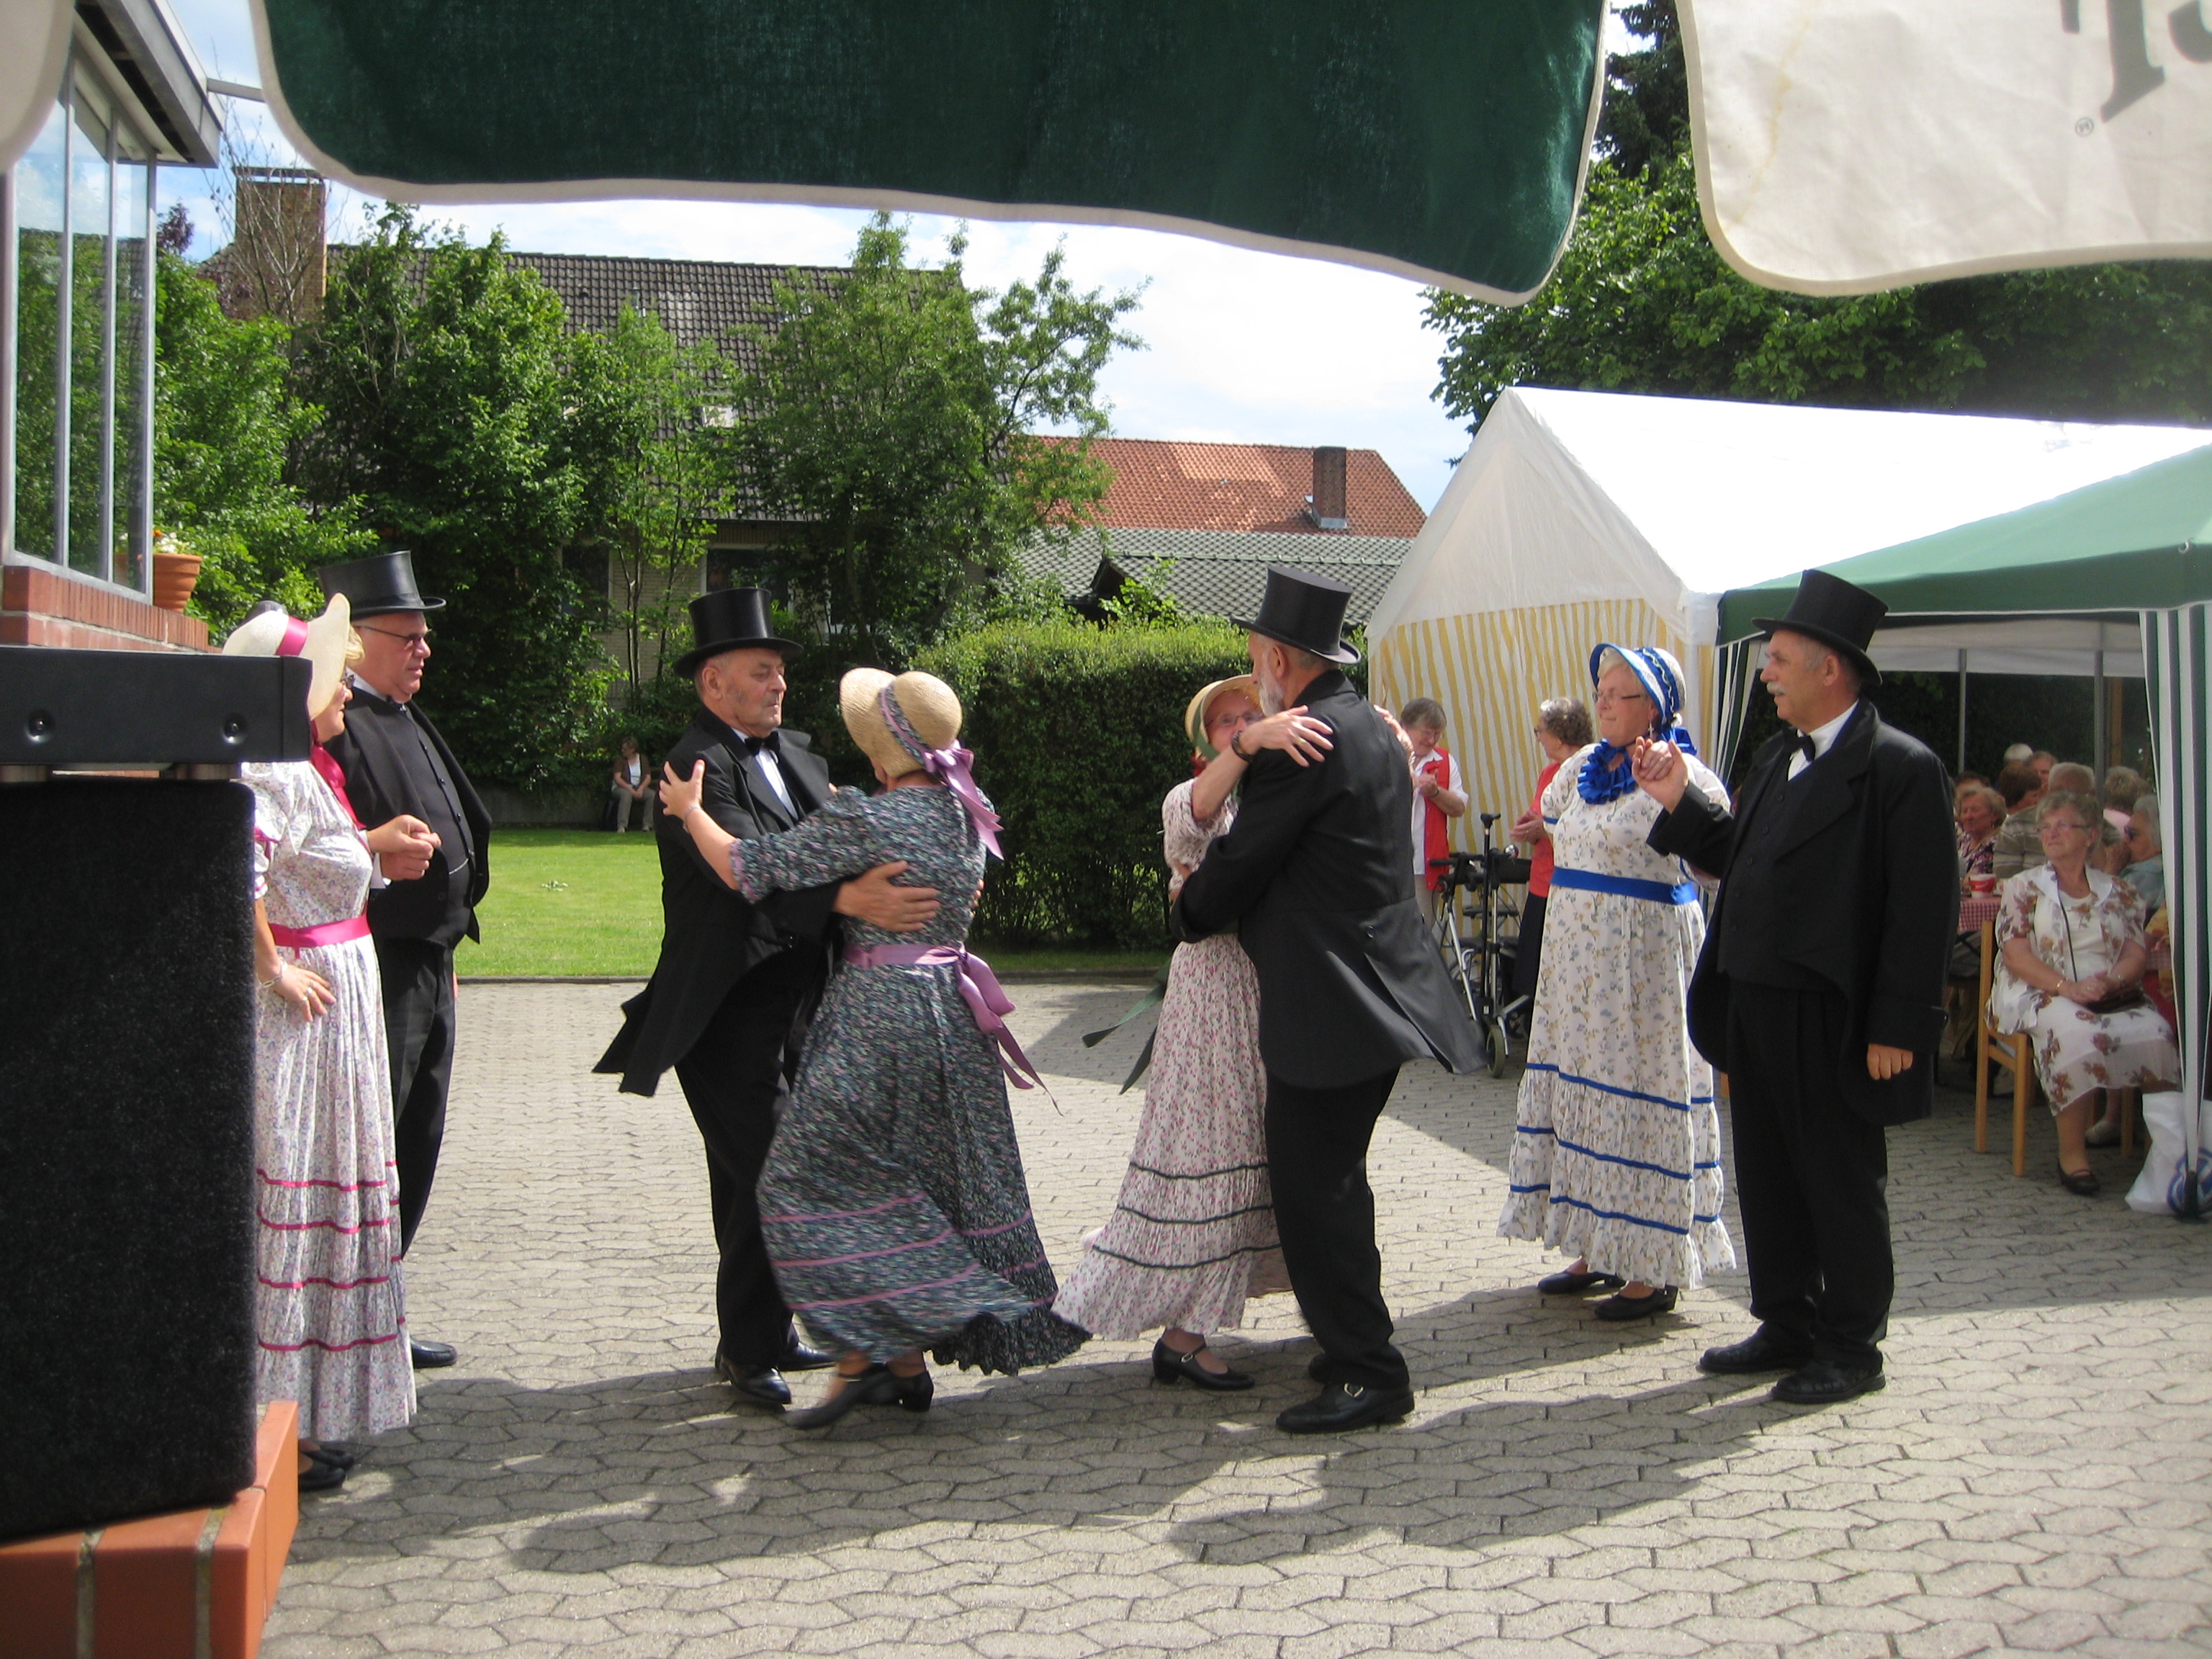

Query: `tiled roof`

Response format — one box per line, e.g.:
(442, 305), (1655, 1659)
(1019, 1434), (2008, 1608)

(1063, 439), (1426, 538)
(1020, 526), (1414, 628)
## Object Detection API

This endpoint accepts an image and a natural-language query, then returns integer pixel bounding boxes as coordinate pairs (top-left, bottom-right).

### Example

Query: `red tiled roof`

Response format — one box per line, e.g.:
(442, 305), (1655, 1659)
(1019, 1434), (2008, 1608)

(1061, 439), (1426, 537)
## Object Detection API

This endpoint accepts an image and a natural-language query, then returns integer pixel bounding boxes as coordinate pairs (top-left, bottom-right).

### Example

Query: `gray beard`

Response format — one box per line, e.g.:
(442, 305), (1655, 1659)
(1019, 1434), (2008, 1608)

(1256, 673), (1287, 716)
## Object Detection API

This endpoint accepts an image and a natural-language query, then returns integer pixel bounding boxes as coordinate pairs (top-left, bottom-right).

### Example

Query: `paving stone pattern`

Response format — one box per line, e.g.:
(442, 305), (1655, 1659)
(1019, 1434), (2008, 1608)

(268, 983), (2212, 1658)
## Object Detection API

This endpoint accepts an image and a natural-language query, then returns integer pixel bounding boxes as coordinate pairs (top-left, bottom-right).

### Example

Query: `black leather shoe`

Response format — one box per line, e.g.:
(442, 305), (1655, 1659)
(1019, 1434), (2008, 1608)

(1153, 1339), (1256, 1392)
(1305, 1350), (1333, 1383)
(890, 1367), (933, 1413)
(780, 1340), (837, 1372)
(409, 1338), (457, 1370)
(1593, 1285), (1678, 1322)
(298, 1456), (347, 1494)
(714, 1349), (793, 1409)
(1275, 1382), (1415, 1434)
(303, 1442), (356, 1471)
(1698, 1331), (1814, 1375)
(2056, 1161), (2102, 1197)
(1770, 1359), (1886, 1406)
(789, 1365), (896, 1430)
(1537, 1267), (1627, 1296)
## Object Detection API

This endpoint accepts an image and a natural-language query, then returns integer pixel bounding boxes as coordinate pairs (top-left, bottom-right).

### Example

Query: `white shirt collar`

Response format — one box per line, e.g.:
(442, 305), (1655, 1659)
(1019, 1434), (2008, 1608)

(1804, 701), (1858, 760)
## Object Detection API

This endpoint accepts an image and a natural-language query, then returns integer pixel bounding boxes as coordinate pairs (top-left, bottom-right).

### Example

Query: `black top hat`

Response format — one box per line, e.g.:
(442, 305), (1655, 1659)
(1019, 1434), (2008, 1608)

(1238, 566), (1359, 665)
(674, 588), (800, 678)
(1753, 568), (1887, 689)
(319, 551), (444, 616)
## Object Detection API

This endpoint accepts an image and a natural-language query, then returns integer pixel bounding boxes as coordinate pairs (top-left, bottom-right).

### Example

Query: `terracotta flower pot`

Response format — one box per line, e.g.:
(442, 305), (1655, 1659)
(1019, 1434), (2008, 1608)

(151, 549), (203, 612)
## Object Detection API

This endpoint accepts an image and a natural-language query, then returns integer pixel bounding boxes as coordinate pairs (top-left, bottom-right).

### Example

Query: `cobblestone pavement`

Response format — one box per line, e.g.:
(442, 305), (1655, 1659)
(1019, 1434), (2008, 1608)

(267, 981), (2212, 1658)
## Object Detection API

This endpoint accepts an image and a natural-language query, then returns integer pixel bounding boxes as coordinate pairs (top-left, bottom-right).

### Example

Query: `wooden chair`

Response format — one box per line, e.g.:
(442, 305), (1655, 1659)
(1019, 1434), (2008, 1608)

(1974, 919), (2036, 1175)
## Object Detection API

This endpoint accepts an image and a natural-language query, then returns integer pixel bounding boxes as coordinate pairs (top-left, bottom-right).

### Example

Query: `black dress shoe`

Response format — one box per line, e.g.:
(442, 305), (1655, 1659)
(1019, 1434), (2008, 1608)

(890, 1367), (933, 1413)
(789, 1365), (896, 1430)
(297, 1456), (347, 1494)
(780, 1340), (837, 1372)
(1305, 1350), (1333, 1383)
(1593, 1285), (1678, 1322)
(1698, 1331), (1814, 1375)
(1153, 1339), (1256, 1392)
(1537, 1267), (1627, 1296)
(1770, 1358), (1886, 1406)
(303, 1442), (356, 1470)
(409, 1337), (457, 1370)
(1275, 1381), (1415, 1435)
(2056, 1161), (2102, 1197)
(714, 1349), (793, 1409)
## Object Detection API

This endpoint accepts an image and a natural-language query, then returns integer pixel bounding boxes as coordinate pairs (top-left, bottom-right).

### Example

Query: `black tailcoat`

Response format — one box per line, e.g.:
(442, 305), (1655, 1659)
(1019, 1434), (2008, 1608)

(595, 711), (840, 1096)
(1647, 703), (1957, 1125)
(1172, 670), (1481, 1087)
(325, 687), (492, 946)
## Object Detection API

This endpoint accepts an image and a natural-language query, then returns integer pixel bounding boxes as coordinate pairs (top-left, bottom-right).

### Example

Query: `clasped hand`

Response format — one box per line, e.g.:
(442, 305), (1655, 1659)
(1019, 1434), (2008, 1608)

(1627, 737), (1689, 810)
(365, 814), (440, 881)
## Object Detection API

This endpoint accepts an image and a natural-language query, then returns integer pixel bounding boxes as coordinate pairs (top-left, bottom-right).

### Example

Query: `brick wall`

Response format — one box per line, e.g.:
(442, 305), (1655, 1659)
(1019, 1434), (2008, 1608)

(0, 562), (210, 652)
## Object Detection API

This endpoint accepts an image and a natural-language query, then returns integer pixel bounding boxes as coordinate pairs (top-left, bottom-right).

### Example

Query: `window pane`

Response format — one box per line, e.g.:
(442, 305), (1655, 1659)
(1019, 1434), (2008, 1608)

(12, 102), (65, 559)
(68, 91), (111, 575)
(113, 149), (150, 588)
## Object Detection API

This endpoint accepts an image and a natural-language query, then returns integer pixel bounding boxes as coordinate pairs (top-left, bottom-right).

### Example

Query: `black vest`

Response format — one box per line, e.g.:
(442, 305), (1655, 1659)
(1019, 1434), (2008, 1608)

(1717, 764), (1822, 990)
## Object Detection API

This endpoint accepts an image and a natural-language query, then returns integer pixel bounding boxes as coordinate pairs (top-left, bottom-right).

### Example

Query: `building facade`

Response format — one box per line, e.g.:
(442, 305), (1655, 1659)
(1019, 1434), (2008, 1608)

(1, 0), (220, 650)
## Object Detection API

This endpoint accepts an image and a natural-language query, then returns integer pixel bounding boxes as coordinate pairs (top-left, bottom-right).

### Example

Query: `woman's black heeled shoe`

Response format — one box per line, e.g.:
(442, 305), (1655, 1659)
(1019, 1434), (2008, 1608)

(304, 1443), (355, 1470)
(1151, 1339), (1256, 1392)
(1593, 1285), (1679, 1322)
(890, 1367), (934, 1413)
(2056, 1160), (2102, 1197)
(788, 1364), (894, 1429)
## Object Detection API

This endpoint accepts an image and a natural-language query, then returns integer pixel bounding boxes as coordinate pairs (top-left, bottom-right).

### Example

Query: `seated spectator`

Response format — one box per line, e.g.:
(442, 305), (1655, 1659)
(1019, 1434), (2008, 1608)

(1956, 783), (2003, 891)
(2102, 766), (2147, 836)
(1990, 763), (2046, 879)
(1954, 770), (1988, 801)
(2049, 762), (2126, 873)
(611, 735), (652, 832)
(2030, 750), (2056, 787)
(1990, 790), (2178, 1194)
(2002, 742), (2035, 768)
(2123, 793), (2165, 914)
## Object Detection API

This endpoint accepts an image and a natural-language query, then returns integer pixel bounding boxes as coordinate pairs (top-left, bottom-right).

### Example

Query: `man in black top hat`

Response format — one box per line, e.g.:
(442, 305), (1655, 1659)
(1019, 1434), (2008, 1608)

(596, 589), (939, 1410)
(1632, 569), (1956, 1406)
(1172, 567), (1481, 1434)
(318, 550), (492, 1371)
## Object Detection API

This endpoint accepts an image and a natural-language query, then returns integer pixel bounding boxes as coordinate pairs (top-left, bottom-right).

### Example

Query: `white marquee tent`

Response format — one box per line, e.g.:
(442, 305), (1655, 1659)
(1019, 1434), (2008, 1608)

(1367, 388), (2212, 832)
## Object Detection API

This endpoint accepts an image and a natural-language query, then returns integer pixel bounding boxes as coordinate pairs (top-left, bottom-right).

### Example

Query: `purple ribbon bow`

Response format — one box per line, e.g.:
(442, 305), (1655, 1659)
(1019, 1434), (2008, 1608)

(842, 943), (1043, 1090)
(920, 743), (1003, 859)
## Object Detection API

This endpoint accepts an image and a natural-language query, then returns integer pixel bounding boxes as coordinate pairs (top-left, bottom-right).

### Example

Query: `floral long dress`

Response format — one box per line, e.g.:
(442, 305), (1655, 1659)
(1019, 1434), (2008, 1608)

(732, 782), (1087, 1374)
(245, 757), (415, 1442)
(1051, 781), (1288, 1339)
(1496, 747), (1737, 1290)
(1990, 866), (2179, 1112)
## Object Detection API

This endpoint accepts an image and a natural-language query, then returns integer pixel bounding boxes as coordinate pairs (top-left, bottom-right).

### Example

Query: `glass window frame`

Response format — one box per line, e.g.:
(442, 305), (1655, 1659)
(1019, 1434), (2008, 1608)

(2, 42), (160, 598)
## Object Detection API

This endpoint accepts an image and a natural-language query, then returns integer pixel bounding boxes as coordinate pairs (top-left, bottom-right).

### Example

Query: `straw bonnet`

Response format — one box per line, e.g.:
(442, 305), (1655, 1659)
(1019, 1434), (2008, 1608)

(1184, 675), (1259, 760)
(841, 668), (963, 778)
(222, 593), (353, 719)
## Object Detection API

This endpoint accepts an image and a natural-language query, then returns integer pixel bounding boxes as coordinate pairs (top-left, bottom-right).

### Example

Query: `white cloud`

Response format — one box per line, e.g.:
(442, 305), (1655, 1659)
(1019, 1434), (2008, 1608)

(160, 0), (1480, 508)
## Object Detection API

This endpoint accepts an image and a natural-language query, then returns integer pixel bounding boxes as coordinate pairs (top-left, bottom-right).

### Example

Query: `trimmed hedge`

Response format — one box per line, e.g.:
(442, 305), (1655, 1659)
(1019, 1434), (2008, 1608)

(919, 621), (1251, 947)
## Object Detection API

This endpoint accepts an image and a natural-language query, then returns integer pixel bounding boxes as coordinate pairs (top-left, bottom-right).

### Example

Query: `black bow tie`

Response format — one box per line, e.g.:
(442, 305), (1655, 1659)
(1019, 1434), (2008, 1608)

(739, 731), (781, 758)
(1794, 732), (1818, 765)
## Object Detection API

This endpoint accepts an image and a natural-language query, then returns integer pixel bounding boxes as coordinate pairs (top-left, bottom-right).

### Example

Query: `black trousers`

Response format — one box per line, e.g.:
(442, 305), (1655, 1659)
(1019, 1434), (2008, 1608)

(1724, 981), (1894, 1369)
(1265, 1066), (1409, 1393)
(673, 968), (808, 1368)
(1511, 893), (1548, 1002)
(377, 936), (457, 1256)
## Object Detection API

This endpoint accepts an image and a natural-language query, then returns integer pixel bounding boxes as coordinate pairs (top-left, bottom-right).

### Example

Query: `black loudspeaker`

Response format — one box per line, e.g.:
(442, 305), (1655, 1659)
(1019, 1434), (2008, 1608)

(0, 779), (258, 1540)
(0, 645), (311, 767)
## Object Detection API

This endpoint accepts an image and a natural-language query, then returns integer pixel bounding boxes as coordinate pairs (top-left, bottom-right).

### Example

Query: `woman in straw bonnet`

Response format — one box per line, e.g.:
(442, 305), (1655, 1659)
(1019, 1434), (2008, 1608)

(662, 667), (1085, 1428)
(1053, 677), (1328, 1389)
(223, 597), (441, 1491)
(1496, 643), (1736, 1321)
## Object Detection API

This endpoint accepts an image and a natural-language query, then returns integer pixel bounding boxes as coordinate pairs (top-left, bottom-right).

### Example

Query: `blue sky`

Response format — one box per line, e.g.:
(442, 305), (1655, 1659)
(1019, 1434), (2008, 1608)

(154, 0), (1613, 511)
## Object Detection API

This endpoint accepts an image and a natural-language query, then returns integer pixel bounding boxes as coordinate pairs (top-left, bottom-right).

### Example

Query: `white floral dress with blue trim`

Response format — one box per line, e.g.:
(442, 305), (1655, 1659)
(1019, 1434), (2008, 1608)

(1496, 745), (1737, 1289)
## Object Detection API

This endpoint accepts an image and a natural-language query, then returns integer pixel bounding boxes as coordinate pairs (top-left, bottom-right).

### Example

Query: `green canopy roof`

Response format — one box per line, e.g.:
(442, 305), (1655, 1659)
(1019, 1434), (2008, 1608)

(1719, 442), (2212, 642)
(250, 0), (1603, 302)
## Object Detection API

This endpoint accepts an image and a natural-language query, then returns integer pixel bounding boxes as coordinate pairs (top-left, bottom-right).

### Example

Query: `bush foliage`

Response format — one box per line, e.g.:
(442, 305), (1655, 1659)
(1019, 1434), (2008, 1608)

(918, 620), (1251, 948)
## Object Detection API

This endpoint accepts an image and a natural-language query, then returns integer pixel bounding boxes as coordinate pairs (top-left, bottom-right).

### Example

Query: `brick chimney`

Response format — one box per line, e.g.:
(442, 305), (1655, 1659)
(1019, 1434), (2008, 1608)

(1310, 446), (1349, 531)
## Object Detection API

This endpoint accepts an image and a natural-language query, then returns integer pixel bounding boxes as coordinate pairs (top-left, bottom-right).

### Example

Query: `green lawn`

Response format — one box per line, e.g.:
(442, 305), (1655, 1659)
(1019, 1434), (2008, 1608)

(457, 829), (1165, 978)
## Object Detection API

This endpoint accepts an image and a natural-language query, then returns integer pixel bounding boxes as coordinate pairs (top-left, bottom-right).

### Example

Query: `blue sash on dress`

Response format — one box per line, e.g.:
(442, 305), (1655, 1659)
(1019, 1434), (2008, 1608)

(1549, 868), (1696, 905)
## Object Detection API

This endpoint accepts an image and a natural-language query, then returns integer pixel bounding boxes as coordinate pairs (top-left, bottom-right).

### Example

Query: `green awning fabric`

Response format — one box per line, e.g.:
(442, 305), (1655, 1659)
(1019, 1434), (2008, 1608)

(248, 0), (1604, 302)
(1719, 443), (2212, 642)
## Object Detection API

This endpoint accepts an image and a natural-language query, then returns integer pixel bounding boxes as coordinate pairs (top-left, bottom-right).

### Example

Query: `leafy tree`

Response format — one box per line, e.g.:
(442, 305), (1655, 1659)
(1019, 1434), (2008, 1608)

(731, 214), (1143, 670)
(291, 205), (610, 791)
(152, 251), (365, 630)
(1426, 1), (2212, 428)
(565, 304), (735, 690)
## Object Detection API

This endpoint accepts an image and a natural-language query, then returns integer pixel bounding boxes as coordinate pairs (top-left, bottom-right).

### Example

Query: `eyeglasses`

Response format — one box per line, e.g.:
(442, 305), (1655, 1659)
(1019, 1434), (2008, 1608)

(2038, 819), (2090, 837)
(358, 623), (432, 653)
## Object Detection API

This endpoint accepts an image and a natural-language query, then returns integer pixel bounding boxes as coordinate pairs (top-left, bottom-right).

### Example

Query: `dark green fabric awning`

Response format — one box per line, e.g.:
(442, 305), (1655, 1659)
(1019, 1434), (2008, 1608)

(1718, 444), (2212, 642)
(248, 0), (1604, 302)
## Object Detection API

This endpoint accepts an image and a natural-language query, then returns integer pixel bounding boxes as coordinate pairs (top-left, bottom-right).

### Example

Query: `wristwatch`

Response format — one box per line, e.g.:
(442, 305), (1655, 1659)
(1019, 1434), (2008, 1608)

(1230, 729), (1254, 761)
